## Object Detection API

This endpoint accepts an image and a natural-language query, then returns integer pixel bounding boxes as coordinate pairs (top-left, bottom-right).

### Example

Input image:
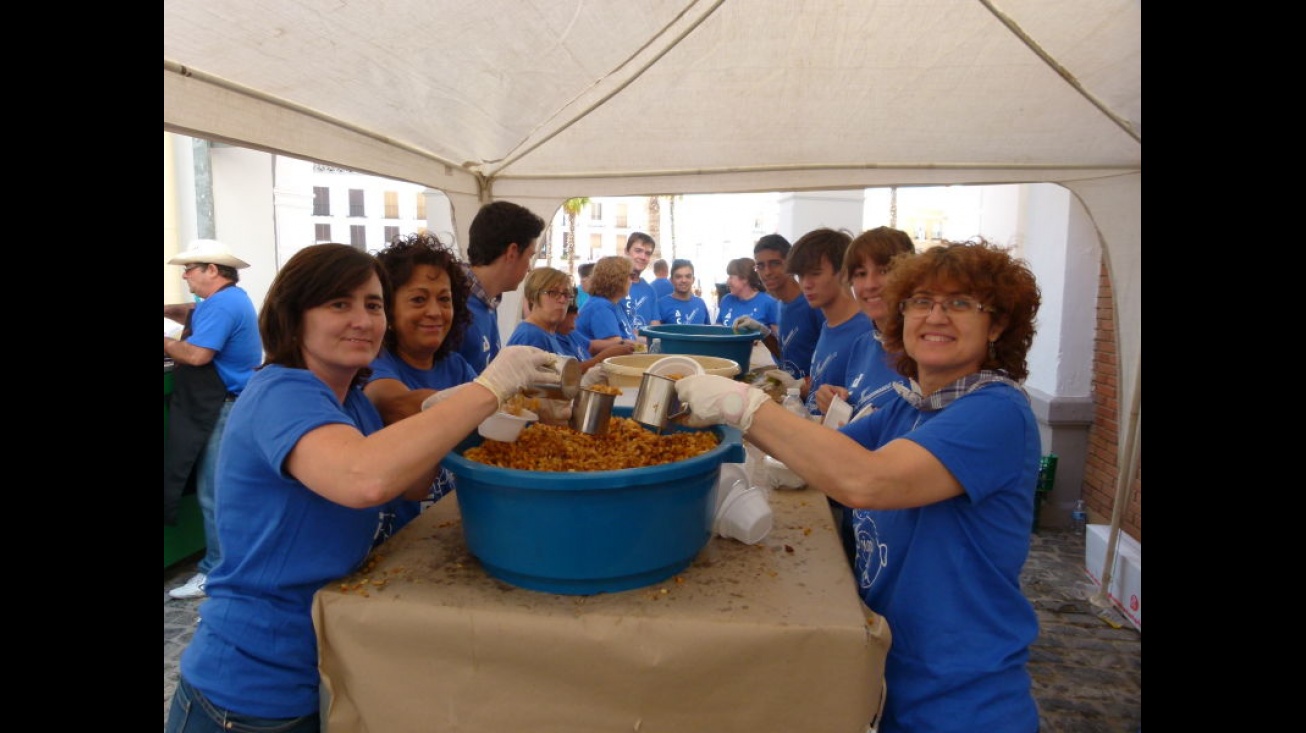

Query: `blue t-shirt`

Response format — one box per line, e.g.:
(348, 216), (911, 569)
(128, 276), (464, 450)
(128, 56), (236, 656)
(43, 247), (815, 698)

(182, 365), (384, 718)
(656, 294), (711, 325)
(574, 297), (634, 353)
(186, 285), (262, 394)
(842, 330), (907, 416)
(457, 294), (499, 374)
(841, 384), (1041, 733)
(776, 293), (824, 380)
(558, 331), (591, 361)
(624, 279), (659, 334)
(715, 291), (779, 329)
(369, 347), (478, 392)
(367, 347), (475, 540)
(805, 312), (873, 414)
(507, 320), (569, 356)
(651, 277), (674, 300)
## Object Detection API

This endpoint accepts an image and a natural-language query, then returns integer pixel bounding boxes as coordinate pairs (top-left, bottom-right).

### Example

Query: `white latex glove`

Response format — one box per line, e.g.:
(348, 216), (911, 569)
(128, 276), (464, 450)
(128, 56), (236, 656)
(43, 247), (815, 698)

(473, 346), (560, 406)
(421, 383), (469, 411)
(580, 366), (609, 389)
(674, 374), (771, 432)
(731, 315), (766, 335)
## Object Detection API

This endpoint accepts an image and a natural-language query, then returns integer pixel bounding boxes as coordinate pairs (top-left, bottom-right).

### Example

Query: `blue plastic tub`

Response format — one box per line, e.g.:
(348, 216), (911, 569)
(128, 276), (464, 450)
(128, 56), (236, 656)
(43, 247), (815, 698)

(640, 324), (762, 378)
(442, 409), (745, 595)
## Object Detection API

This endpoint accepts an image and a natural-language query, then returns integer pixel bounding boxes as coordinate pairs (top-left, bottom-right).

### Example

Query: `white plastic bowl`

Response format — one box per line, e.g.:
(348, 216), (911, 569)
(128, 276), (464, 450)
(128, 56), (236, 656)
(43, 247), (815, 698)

(647, 355), (706, 380)
(477, 408), (538, 442)
(601, 354), (739, 388)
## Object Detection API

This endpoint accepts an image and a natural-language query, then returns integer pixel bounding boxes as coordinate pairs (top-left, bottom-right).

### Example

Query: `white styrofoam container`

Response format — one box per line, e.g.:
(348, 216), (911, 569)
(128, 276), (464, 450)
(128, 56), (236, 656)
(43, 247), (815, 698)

(1084, 523), (1142, 631)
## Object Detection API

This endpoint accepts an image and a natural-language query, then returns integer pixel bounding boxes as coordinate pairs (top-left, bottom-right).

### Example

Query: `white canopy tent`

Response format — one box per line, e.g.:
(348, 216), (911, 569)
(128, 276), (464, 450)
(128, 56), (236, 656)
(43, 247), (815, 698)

(164, 0), (1140, 582)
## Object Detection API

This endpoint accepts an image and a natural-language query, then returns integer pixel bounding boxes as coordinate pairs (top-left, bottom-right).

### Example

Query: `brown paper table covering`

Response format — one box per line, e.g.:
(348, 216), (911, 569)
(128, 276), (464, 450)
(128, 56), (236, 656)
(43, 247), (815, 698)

(313, 485), (889, 733)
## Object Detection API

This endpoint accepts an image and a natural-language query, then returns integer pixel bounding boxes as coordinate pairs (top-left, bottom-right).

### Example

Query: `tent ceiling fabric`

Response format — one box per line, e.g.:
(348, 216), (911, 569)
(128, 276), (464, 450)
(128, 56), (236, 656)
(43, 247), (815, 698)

(164, 0), (1140, 459)
(164, 0), (1139, 194)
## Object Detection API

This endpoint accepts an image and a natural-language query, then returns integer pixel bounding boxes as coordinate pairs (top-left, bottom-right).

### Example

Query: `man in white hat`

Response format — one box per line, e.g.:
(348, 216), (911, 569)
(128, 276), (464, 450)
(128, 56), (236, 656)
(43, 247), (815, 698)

(163, 239), (262, 600)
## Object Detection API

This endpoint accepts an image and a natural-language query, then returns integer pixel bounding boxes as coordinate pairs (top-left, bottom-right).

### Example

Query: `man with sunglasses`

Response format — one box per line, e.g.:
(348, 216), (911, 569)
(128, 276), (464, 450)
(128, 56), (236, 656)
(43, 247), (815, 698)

(164, 239), (261, 600)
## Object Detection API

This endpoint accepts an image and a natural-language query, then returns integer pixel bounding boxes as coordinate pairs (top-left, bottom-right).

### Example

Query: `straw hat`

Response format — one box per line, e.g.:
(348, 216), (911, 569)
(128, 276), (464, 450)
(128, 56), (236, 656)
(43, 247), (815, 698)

(167, 239), (250, 269)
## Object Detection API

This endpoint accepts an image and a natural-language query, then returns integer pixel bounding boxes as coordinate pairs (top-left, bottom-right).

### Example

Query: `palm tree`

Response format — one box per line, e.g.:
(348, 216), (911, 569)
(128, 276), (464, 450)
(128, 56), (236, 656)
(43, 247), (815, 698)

(562, 197), (590, 276)
(646, 196), (661, 257)
(666, 194), (682, 259)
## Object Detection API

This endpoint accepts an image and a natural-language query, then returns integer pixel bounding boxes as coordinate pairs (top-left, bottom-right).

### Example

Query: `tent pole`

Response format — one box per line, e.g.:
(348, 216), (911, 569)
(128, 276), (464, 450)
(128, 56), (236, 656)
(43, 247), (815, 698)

(1090, 358), (1141, 609)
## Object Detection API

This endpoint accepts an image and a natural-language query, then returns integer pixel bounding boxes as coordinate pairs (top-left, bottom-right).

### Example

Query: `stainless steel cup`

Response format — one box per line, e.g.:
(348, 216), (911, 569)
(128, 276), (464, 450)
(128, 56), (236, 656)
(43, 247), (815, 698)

(555, 356), (581, 399)
(570, 387), (616, 435)
(631, 373), (688, 432)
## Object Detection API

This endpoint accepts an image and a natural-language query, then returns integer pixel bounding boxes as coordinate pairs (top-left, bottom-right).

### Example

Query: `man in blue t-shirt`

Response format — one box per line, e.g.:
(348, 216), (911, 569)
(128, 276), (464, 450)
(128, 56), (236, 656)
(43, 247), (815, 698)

(754, 234), (824, 380)
(654, 258), (711, 325)
(650, 258), (674, 299)
(163, 238), (262, 600)
(456, 201), (546, 373)
(622, 232), (660, 336)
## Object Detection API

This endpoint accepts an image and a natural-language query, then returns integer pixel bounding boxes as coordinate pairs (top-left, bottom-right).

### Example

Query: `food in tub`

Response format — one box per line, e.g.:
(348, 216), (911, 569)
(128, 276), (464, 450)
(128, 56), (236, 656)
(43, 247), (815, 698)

(464, 417), (718, 471)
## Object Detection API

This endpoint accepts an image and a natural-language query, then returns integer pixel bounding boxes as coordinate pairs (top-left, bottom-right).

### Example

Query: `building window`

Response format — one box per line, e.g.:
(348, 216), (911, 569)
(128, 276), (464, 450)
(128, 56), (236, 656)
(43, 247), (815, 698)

(415, 192), (427, 220)
(313, 186), (331, 216)
(615, 203), (628, 228)
(589, 233), (604, 258)
(350, 225), (366, 250)
(384, 226), (400, 244)
(589, 202), (603, 222)
(349, 189), (365, 217)
(315, 223), (332, 243)
(383, 191), (399, 219)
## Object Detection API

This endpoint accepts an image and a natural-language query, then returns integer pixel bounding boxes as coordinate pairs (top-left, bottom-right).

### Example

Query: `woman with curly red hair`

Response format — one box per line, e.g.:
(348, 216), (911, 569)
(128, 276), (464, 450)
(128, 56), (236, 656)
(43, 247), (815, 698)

(675, 238), (1043, 732)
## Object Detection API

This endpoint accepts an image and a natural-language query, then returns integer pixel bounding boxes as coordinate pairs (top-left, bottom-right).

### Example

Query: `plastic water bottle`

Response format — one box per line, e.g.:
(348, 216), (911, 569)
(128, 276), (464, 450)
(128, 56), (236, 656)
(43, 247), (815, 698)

(1071, 499), (1087, 533)
(781, 387), (807, 418)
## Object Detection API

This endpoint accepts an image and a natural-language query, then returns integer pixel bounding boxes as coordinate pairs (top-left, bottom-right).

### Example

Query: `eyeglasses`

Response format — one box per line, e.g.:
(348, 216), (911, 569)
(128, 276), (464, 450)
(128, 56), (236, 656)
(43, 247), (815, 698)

(183, 263), (209, 273)
(753, 260), (785, 272)
(899, 296), (991, 316)
(541, 289), (572, 301)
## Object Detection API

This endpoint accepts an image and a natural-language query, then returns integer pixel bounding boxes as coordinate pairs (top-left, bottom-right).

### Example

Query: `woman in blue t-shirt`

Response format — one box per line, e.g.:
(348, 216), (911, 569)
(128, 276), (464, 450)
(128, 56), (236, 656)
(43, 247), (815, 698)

(364, 233), (478, 544)
(714, 256), (778, 336)
(573, 255), (639, 355)
(165, 244), (559, 733)
(510, 266), (635, 372)
(674, 239), (1043, 733)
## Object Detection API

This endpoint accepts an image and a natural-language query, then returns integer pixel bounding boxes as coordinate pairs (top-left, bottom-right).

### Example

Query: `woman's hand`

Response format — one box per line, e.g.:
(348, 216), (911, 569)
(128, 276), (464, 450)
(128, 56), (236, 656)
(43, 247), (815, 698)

(473, 346), (559, 405)
(675, 374), (770, 431)
(813, 384), (848, 414)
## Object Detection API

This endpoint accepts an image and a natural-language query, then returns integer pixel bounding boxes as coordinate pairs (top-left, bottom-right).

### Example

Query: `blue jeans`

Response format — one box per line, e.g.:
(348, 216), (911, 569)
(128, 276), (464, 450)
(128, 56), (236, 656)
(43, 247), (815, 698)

(196, 401), (232, 575)
(166, 676), (319, 733)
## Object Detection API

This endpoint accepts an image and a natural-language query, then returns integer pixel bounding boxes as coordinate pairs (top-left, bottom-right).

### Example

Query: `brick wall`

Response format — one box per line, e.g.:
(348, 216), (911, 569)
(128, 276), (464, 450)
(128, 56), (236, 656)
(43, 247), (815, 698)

(1082, 261), (1141, 541)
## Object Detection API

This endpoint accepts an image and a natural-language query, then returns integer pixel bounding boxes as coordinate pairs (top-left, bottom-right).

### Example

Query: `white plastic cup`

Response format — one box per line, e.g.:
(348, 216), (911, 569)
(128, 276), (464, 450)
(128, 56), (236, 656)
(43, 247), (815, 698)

(714, 484), (774, 545)
(764, 455), (804, 490)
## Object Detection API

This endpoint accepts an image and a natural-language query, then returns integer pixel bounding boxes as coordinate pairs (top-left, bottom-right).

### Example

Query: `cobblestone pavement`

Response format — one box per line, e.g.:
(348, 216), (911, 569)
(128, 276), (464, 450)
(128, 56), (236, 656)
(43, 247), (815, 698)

(164, 526), (1140, 731)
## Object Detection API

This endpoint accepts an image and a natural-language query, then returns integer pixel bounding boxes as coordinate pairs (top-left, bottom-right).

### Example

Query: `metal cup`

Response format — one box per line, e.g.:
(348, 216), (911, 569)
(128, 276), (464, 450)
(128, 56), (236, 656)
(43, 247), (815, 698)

(569, 387), (616, 435)
(555, 356), (581, 399)
(631, 373), (688, 432)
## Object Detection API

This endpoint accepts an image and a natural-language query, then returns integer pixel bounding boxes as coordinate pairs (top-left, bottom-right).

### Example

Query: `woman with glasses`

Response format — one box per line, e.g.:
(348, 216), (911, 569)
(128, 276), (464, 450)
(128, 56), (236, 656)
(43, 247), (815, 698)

(508, 266), (635, 371)
(673, 239), (1043, 733)
(363, 232), (478, 543)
